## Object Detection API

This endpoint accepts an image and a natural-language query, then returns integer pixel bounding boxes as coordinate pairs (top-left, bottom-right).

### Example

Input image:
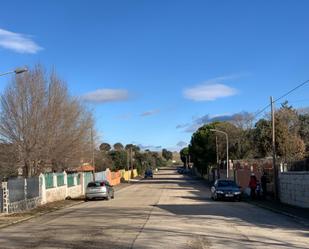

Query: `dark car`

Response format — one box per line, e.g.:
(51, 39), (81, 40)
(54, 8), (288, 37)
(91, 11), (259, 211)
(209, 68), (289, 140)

(144, 169), (153, 178)
(211, 179), (241, 201)
(177, 167), (185, 174)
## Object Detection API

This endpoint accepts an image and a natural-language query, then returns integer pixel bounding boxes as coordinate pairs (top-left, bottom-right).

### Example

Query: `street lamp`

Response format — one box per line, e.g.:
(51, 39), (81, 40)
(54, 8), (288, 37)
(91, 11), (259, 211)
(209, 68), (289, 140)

(210, 129), (229, 179)
(0, 67), (28, 77)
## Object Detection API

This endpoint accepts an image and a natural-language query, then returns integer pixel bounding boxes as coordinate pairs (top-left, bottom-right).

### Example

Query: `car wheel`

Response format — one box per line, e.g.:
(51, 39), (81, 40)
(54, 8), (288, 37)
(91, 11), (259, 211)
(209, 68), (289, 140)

(85, 197), (89, 202)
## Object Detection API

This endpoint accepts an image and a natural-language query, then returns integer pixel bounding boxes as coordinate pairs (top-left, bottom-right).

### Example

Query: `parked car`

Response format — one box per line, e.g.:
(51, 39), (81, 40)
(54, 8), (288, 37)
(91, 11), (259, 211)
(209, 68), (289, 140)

(85, 181), (114, 201)
(177, 167), (190, 174)
(144, 169), (153, 178)
(177, 167), (185, 174)
(211, 179), (241, 201)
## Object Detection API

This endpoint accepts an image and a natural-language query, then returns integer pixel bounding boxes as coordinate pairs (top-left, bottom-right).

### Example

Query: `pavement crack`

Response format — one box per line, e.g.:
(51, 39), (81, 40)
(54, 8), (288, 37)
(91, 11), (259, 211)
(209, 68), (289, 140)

(129, 184), (166, 249)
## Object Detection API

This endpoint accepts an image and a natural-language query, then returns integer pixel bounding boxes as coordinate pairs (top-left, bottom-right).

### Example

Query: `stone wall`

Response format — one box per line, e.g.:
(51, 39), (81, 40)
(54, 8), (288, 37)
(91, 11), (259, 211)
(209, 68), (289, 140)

(9, 197), (41, 213)
(279, 172), (309, 208)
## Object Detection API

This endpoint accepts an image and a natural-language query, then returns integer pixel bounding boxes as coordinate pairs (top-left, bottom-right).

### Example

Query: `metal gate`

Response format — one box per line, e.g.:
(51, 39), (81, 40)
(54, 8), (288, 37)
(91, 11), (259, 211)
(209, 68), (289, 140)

(84, 172), (93, 191)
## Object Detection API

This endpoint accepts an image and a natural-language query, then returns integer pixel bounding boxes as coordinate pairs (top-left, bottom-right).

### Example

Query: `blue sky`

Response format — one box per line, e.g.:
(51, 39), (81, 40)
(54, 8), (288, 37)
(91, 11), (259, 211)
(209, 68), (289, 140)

(0, 0), (309, 151)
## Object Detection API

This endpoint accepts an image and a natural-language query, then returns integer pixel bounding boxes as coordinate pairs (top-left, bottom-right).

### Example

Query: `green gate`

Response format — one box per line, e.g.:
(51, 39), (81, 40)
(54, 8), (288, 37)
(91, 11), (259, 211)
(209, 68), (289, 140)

(84, 172), (93, 190)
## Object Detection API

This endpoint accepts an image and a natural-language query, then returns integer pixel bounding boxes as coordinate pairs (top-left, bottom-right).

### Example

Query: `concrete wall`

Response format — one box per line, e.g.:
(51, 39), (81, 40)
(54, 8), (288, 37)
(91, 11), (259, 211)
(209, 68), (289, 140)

(279, 171), (309, 208)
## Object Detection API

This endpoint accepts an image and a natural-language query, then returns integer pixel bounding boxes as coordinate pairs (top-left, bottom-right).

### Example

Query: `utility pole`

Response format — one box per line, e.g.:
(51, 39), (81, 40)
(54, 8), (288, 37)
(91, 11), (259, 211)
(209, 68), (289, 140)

(210, 129), (229, 179)
(271, 96), (279, 201)
(215, 136), (219, 165)
(130, 146), (133, 171)
(216, 135), (219, 179)
(91, 126), (95, 181)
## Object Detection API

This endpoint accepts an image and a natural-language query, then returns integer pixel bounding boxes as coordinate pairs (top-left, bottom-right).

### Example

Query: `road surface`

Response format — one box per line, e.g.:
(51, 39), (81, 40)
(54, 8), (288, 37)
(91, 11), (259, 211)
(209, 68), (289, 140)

(0, 168), (308, 249)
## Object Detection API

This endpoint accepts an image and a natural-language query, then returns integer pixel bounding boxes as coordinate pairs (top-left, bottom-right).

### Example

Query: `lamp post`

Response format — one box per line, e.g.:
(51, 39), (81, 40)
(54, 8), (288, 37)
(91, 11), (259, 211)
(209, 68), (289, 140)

(210, 129), (229, 179)
(0, 67), (28, 77)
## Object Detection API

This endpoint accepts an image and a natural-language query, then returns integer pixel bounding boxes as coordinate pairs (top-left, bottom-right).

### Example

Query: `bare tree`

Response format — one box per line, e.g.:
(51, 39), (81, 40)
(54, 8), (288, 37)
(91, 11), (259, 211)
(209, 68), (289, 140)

(0, 65), (94, 177)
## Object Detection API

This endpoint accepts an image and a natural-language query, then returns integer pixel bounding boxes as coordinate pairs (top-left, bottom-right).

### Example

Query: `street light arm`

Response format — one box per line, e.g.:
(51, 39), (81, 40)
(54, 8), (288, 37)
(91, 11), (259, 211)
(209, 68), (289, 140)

(0, 67), (28, 77)
(0, 71), (15, 77)
(209, 129), (227, 137)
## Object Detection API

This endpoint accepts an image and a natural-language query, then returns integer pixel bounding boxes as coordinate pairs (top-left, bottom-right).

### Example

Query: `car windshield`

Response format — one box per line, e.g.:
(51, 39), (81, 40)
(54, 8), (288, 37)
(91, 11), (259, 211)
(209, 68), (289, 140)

(217, 180), (237, 188)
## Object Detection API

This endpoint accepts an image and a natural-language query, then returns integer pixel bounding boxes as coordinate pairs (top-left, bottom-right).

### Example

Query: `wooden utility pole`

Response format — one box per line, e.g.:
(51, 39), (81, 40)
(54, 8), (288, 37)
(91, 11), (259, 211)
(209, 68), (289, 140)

(91, 127), (95, 181)
(271, 96), (279, 201)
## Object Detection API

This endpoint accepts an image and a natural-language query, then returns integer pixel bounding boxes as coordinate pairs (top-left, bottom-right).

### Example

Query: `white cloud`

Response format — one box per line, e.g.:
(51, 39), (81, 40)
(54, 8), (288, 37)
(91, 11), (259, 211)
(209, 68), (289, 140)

(140, 109), (160, 117)
(184, 83), (237, 101)
(82, 89), (129, 103)
(0, 28), (42, 54)
(176, 141), (187, 147)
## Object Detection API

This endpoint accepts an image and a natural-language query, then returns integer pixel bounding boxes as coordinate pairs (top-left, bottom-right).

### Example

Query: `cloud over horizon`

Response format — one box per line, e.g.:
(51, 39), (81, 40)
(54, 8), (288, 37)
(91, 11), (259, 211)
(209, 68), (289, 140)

(176, 141), (188, 147)
(178, 112), (253, 133)
(82, 89), (129, 103)
(0, 28), (42, 54)
(140, 109), (160, 117)
(137, 143), (162, 151)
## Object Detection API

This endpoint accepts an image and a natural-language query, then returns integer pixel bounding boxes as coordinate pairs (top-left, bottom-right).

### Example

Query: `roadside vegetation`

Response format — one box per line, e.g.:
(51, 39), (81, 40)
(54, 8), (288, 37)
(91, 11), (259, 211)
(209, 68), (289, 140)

(181, 103), (309, 174)
(95, 143), (172, 174)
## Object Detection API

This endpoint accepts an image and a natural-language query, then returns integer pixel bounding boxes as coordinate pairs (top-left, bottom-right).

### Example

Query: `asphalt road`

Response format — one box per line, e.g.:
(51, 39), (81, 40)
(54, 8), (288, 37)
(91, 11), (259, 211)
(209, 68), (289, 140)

(0, 168), (308, 249)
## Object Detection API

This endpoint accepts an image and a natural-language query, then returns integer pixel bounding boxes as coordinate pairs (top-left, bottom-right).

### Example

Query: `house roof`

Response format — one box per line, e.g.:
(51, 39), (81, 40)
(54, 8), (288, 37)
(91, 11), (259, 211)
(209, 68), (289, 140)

(76, 164), (95, 172)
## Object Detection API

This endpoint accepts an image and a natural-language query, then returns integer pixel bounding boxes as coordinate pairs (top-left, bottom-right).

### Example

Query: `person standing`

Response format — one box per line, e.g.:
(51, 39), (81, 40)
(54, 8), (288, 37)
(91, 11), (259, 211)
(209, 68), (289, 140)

(261, 171), (268, 199)
(249, 174), (257, 200)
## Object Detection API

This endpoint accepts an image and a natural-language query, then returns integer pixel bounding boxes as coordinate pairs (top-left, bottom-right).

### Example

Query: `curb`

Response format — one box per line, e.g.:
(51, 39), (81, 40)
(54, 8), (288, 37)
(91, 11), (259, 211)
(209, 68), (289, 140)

(249, 201), (309, 228)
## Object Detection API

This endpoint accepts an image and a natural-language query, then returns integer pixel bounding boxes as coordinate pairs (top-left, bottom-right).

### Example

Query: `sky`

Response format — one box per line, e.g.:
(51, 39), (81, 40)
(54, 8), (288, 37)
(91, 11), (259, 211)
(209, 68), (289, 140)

(0, 0), (309, 151)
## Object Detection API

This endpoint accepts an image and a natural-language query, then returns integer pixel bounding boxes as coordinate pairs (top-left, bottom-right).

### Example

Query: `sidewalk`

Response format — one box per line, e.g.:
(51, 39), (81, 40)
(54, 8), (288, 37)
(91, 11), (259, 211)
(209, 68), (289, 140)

(0, 179), (140, 229)
(248, 198), (309, 227)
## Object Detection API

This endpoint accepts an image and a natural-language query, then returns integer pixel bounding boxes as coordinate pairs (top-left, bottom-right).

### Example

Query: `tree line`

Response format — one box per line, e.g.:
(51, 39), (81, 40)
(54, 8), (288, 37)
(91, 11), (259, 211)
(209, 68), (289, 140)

(180, 102), (309, 174)
(95, 143), (173, 174)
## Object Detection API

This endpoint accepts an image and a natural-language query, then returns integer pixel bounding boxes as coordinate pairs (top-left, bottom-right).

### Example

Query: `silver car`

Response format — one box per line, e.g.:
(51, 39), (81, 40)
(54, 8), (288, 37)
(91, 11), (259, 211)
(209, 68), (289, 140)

(85, 181), (114, 201)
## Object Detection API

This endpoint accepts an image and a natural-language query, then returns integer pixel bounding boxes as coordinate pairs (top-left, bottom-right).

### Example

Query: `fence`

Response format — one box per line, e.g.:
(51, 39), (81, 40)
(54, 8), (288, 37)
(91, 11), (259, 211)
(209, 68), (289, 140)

(67, 174), (75, 187)
(95, 171), (107, 181)
(57, 173), (65, 186)
(83, 172), (93, 191)
(5, 177), (41, 213)
(8, 178), (24, 203)
(1, 168), (139, 213)
(45, 173), (53, 189)
(0, 187), (2, 212)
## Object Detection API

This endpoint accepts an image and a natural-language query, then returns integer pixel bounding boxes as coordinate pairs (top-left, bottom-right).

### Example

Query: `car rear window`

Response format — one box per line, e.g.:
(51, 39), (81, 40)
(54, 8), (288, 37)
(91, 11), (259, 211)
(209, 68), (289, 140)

(87, 182), (105, 187)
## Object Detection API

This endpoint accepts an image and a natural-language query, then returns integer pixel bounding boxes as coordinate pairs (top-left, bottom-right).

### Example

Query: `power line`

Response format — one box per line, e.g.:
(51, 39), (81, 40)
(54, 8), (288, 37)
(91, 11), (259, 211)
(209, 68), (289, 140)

(253, 78), (309, 119)
(274, 79), (309, 103)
